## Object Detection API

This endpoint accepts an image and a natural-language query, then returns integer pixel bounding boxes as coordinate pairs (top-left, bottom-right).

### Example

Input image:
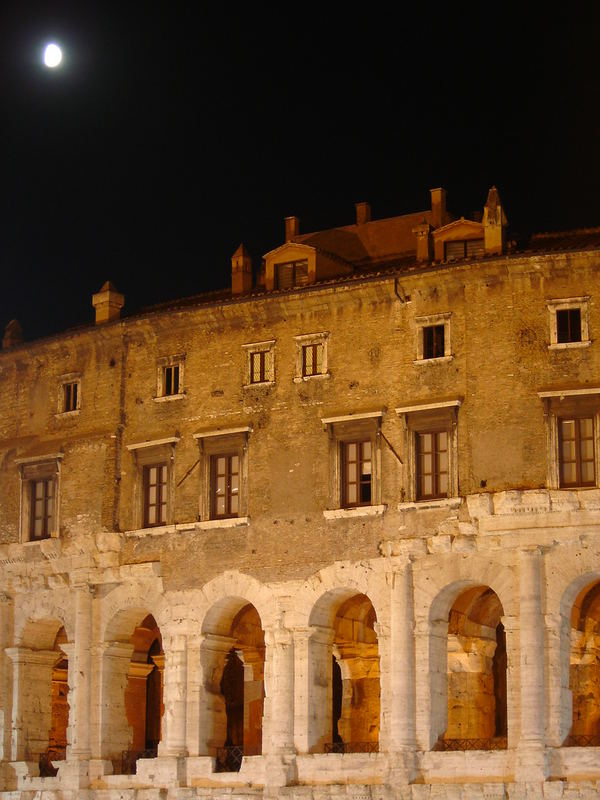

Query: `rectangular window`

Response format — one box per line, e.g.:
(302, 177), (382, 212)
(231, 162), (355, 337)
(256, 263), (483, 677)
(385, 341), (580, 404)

(276, 259), (309, 289)
(210, 454), (240, 518)
(423, 325), (445, 360)
(143, 463), (168, 527)
(559, 417), (595, 487)
(445, 239), (484, 260)
(556, 308), (582, 344)
(30, 478), (54, 540)
(163, 365), (180, 396)
(416, 431), (449, 500)
(63, 381), (78, 412)
(303, 343), (323, 377)
(342, 440), (372, 507)
(250, 350), (269, 384)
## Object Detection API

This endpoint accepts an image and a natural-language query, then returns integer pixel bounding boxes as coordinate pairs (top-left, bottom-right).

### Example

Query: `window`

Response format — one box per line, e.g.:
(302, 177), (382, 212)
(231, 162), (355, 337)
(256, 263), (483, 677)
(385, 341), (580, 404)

(548, 297), (590, 349)
(559, 418), (595, 487)
(423, 325), (445, 360)
(294, 332), (329, 381)
(57, 374), (81, 415)
(156, 355), (185, 400)
(396, 400), (461, 505)
(143, 463), (168, 527)
(16, 453), (63, 542)
(444, 239), (484, 260)
(194, 426), (252, 526)
(303, 342), (323, 377)
(126, 437), (178, 530)
(210, 454), (240, 518)
(243, 340), (275, 386)
(416, 431), (448, 500)
(341, 441), (372, 507)
(276, 259), (309, 289)
(321, 411), (386, 517)
(415, 313), (452, 363)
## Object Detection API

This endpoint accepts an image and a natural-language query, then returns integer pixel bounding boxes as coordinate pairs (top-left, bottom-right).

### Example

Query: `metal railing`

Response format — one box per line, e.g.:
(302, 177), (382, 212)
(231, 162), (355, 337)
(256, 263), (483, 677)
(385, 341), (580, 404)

(434, 736), (507, 751)
(563, 734), (600, 747)
(215, 744), (261, 773)
(324, 741), (379, 754)
(120, 746), (159, 775)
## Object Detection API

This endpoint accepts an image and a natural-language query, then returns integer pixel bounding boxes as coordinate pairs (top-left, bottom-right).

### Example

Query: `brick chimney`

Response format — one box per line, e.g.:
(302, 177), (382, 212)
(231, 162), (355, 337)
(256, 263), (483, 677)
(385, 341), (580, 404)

(430, 188), (447, 229)
(355, 201), (371, 225)
(92, 281), (124, 325)
(2, 319), (23, 349)
(231, 243), (253, 295)
(412, 220), (432, 262)
(285, 215), (300, 242)
(483, 186), (507, 255)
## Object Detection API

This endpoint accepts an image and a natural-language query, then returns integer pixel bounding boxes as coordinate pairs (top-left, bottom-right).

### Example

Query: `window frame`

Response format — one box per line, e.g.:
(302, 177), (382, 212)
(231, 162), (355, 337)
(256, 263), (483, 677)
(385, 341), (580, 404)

(142, 462), (169, 528)
(396, 400), (461, 505)
(558, 416), (596, 488)
(341, 439), (373, 508)
(275, 258), (309, 289)
(210, 453), (241, 519)
(155, 354), (186, 401)
(126, 437), (179, 530)
(539, 389), (600, 490)
(294, 332), (330, 382)
(193, 426), (252, 526)
(56, 373), (81, 416)
(414, 313), (452, 364)
(547, 297), (590, 350)
(321, 411), (385, 517)
(242, 340), (275, 387)
(16, 453), (63, 543)
(415, 430), (449, 501)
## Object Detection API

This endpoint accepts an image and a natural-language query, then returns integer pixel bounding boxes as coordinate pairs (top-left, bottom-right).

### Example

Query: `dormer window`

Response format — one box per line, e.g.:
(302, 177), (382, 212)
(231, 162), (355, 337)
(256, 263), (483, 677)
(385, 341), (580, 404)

(276, 259), (309, 289)
(444, 239), (484, 260)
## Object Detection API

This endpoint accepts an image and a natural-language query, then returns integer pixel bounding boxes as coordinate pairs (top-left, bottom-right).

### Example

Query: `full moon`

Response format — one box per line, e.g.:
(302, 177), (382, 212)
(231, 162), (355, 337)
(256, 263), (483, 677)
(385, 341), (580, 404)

(43, 43), (62, 68)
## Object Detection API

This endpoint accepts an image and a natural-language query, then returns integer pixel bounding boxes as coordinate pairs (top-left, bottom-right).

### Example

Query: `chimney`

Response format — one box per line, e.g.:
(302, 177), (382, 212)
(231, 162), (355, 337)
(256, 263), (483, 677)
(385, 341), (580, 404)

(231, 243), (253, 295)
(412, 220), (432, 262)
(285, 215), (300, 242)
(483, 186), (507, 255)
(355, 201), (371, 225)
(92, 281), (124, 325)
(430, 187), (447, 229)
(2, 319), (23, 349)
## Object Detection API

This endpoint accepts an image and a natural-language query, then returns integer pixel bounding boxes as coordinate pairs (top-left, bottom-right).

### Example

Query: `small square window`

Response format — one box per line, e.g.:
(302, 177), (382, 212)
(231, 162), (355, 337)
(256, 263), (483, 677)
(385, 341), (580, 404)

(210, 454), (240, 518)
(423, 325), (445, 360)
(341, 440), (372, 507)
(415, 314), (452, 363)
(57, 375), (81, 415)
(548, 297), (590, 349)
(294, 332), (329, 381)
(156, 355), (185, 400)
(559, 417), (595, 487)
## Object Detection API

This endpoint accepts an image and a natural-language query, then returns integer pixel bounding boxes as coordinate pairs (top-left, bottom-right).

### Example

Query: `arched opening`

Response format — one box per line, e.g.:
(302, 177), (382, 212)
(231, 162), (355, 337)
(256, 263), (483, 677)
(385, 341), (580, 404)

(437, 586), (507, 750)
(102, 610), (164, 773)
(566, 580), (600, 745)
(309, 591), (380, 754)
(201, 600), (265, 772)
(13, 618), (70, 775)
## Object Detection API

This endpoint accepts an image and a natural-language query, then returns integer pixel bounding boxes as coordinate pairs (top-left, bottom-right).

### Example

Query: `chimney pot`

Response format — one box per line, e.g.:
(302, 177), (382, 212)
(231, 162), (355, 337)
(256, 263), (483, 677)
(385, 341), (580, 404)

(231, 243), (253, 294)
(285, 215), (300, 242)
(2, 319), (23, 349)
(92, 281), (124, 325)
(355, 201), (371, 225)
(430, 187), (447, 228)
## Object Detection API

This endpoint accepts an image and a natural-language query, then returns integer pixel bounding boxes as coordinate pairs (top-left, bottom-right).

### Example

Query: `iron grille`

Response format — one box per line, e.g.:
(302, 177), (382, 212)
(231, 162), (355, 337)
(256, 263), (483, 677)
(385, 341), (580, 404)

(324, 741), (379, 754)
(215, 744), (261, 773)
(563, 734), (600, 747)
(120, 746), (158, 775)
(434, 737), (507, 751)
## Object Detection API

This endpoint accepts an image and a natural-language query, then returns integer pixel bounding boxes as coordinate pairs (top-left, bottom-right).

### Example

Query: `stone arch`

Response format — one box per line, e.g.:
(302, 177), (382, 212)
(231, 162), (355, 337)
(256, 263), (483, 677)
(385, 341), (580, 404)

(199, 570), (276, 632)
(10, 617), (70, 771)
(562, 572), (600, 744)
(199, 594), (266, 770)
(100, 605), (165, 769)
(307, 588), (380, 753)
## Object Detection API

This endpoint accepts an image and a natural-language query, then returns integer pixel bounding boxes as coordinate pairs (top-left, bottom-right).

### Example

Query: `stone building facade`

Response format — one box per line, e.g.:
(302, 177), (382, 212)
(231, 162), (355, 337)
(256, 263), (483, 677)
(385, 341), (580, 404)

(1, 188), (600, 799)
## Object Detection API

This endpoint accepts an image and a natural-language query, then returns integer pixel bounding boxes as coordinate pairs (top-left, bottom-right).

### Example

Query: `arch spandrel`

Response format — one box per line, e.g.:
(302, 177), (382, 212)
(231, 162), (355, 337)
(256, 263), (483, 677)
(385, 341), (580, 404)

(198, 571), (275, 632)
(17, 614), (72, 650)
(100, 583), (167, 643)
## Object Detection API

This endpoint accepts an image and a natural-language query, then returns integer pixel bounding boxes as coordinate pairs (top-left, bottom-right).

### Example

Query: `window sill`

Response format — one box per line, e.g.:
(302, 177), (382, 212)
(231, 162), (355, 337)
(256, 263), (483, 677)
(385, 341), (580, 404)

(198, 516), (250, 529)
(398, 497), (461, 511)
(293, 372), (330, 383)
(243, 381), (275, 389)
(55, 409), (81, 419)
(548, 341), (591, 350)
(153, 393), (186, 403)
(125, 524), (177, 537)
(323, 504), (386, 520)
(413, 355), (454, 365)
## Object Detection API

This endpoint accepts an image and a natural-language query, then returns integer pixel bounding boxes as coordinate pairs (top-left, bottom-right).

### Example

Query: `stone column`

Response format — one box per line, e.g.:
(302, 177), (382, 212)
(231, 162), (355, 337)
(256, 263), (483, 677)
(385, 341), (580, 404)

(389, 562), (416, 753)
(516, 547), (547, 781)
(158, 635), (187, 756)
(66, 585), (93, 760)
(0, 593), (13, 763)
(263, 623), (294, 757)
(545, 612), (571, 747)
(292, 627), (311, 754)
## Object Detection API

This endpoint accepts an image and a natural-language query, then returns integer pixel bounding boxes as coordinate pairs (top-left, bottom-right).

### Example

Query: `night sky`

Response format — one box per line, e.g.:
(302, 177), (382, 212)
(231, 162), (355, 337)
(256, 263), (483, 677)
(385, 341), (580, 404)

(1, 5), (599, 341)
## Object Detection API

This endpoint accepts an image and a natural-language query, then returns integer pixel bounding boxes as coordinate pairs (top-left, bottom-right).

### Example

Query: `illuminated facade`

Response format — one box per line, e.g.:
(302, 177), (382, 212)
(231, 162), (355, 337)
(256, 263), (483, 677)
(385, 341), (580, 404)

(1, 187), (600, 798)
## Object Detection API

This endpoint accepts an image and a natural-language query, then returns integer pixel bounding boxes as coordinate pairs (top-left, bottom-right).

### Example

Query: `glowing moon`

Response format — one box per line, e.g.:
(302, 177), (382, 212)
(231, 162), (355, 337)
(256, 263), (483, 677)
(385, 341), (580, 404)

(43, 43), (62, 68)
